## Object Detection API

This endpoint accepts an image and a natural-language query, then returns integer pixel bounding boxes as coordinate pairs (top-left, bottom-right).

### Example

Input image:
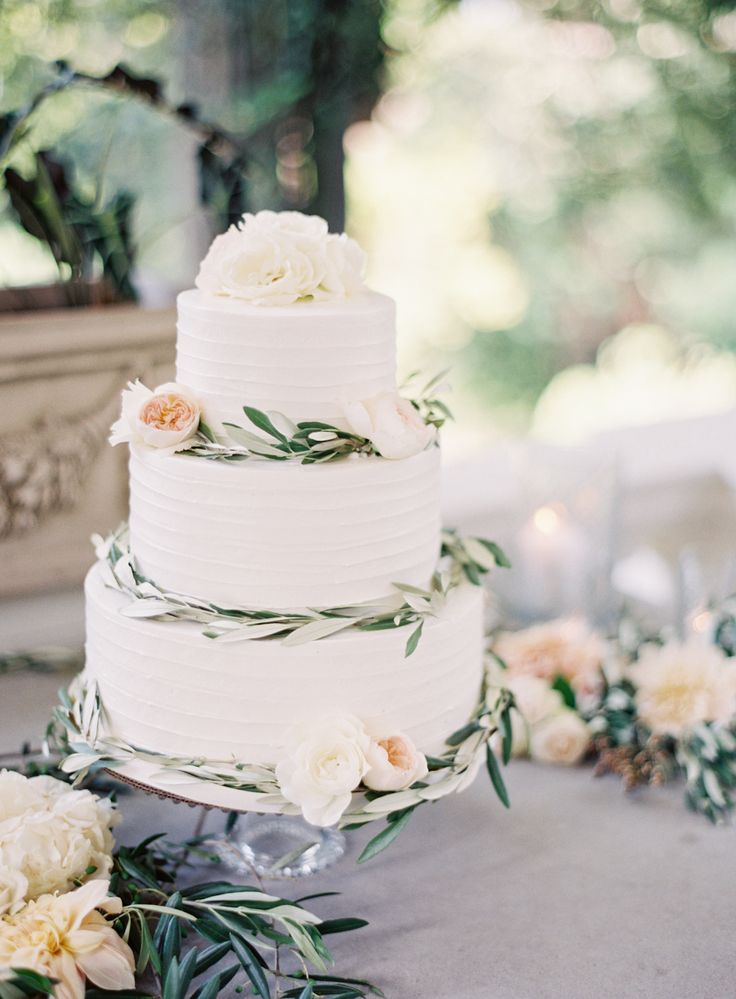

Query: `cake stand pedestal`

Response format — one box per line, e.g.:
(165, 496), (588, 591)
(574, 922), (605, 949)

(104, 763), (346, 879)
(204, 814), (345, 879)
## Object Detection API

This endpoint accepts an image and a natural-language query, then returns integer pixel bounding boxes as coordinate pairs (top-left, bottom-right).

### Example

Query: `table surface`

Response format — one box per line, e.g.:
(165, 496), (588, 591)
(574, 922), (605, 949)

(2, 669), (736, 999)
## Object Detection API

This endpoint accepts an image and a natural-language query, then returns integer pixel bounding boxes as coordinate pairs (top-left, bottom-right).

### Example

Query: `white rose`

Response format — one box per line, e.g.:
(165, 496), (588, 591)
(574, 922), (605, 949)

(0, 771), (118, 904)
(343, 392), (436, 460)
(275, 716), (370, 827)
(320, 233), (368, 297)
(109, 380), (201, 455)
(195, 210), (366, 305)
(529, 711), (590, 766)
(363, 732), (428, 792)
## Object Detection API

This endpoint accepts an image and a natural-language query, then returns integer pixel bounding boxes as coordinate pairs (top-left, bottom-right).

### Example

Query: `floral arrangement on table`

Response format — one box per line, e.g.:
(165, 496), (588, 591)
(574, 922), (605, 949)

(489, 618), (603, 767)
(0, 770), (382, 999)
(93, 524), (508, 657)
(491, 611), (736, 823)
(55, 674), (515, 863)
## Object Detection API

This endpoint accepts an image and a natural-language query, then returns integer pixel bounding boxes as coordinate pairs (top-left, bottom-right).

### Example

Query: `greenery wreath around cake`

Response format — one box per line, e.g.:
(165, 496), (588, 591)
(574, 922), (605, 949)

(109, 371), (451, 465)
(94, 525), (509, 657)
(55, 671), (516, 865)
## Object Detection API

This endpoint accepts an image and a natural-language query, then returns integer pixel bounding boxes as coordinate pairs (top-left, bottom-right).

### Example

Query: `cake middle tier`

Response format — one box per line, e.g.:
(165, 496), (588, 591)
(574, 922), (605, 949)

(129, 445), (441, 608)
(85, 562), (485, 764)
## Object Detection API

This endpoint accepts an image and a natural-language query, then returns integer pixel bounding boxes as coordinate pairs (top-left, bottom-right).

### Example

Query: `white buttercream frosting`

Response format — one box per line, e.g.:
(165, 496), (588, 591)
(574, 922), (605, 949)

(85, 564), (485, 764)
(176, 288), (396, 429)
(195, 211), (366, 305)
(128, 443), (441, 609)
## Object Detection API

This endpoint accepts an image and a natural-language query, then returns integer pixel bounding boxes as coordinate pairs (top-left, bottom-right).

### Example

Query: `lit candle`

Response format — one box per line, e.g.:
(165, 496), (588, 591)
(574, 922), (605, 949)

(516, 503), (590, 621)
(686, 606), (714, 644)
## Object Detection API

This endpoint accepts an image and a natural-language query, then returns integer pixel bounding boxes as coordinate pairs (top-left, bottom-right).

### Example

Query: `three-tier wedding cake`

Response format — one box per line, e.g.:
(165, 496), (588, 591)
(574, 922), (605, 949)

(61, 212), (509, 832)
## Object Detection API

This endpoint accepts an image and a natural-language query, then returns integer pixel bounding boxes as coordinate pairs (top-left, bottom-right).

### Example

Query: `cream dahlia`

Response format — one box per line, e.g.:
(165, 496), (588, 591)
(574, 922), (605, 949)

(0, 880), (134, 999)
(631, 640), (736, 737)
(195, 210), (366, 304)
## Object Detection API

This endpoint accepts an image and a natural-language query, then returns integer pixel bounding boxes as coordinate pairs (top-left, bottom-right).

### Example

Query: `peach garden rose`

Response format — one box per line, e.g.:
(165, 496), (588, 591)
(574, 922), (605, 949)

(494, 617), (606, 699)
(109, 380), (201, 455)
(363, 732), (428, 792)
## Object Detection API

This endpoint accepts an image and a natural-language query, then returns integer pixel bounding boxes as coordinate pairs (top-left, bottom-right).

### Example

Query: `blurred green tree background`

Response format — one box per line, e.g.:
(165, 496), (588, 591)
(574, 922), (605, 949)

(3, 0), (736, 445)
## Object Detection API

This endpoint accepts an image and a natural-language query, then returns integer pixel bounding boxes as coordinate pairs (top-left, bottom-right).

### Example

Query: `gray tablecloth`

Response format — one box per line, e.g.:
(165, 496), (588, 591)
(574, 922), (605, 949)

(3, 669), (735, 999)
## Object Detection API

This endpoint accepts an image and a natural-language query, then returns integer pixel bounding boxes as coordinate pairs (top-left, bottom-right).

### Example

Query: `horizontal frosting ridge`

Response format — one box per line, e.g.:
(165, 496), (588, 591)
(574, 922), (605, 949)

(175, 288), (397, 428)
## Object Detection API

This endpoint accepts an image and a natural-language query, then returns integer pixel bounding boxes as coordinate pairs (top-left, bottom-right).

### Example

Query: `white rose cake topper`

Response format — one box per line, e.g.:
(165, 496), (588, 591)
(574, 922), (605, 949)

(195, 209), (367, 305)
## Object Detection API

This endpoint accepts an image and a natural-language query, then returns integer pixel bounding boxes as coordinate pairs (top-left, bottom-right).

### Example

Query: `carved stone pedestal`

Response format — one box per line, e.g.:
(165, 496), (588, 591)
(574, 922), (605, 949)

(0, 304), (175, 598)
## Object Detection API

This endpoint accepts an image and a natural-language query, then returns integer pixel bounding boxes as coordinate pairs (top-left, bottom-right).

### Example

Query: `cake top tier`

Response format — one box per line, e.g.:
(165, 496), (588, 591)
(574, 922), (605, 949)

(195, 210), (367, 306)
(176, 286), (396, 429)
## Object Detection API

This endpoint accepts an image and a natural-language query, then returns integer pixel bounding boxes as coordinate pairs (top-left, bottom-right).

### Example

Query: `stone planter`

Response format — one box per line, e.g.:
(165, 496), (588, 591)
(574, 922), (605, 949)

(0, 304), (175, 598)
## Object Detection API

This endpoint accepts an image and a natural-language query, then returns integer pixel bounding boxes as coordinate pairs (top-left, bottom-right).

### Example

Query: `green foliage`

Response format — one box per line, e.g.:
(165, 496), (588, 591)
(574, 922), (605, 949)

(355, 685), (515, 862)
(356, 806), (417, 864)
(0, 61), (253, 300)
(105, 836), (382, 999)
(551, 675), (577, 711)
(4, 147), (136, 303)
(0, 0), (392, 279)
(0, 970), (57, 999)
(678, 723), (736, 823)
(0, 646), (82, 677)
(587, 677), (639, 749)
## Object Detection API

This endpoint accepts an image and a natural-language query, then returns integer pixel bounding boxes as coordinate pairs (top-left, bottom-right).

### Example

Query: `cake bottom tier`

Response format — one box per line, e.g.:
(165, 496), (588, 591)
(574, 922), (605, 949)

(84, 562), (486, 765)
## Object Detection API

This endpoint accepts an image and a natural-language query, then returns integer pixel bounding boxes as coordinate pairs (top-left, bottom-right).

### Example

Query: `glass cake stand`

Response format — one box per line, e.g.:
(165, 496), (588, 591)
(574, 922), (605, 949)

(102, 767), (346, 879)
(202, 813), (346, 879)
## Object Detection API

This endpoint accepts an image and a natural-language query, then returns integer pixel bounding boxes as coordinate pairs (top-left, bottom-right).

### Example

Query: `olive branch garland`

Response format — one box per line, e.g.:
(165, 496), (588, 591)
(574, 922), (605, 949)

(95, 526), (509, 658)
(55, 671), (515, 865)
(179, 371), (452, 464)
